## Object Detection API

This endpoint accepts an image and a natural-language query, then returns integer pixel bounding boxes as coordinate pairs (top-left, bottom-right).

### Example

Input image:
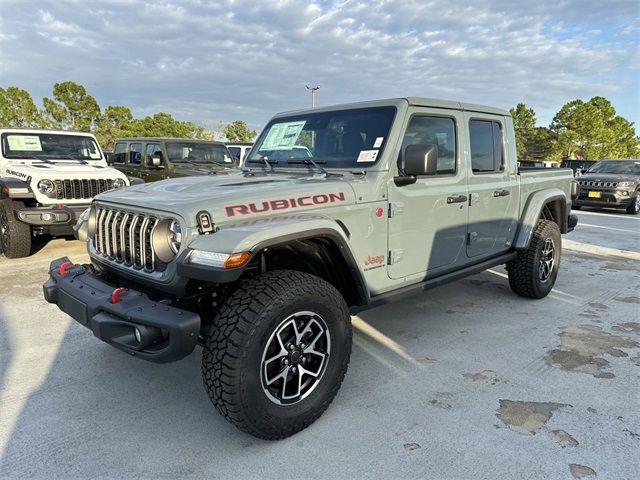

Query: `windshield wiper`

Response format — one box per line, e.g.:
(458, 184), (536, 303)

(24, 154), (56, 164)
(63, 154), (88, 165)
(251, 157), (274, 172)
(288, 158), (329, 177)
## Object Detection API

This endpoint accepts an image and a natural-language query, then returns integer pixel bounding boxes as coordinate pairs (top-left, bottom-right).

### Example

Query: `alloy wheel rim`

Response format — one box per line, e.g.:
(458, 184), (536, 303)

(260, 311), (331, 405)
(538, 238), (555, 283)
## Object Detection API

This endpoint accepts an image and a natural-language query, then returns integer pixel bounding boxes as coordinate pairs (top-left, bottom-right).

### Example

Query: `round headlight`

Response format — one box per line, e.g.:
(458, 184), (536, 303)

(113, 178), (126, 189)
(37, 179), (56, 195)
(169, 220), (182, 254)
(151, 219), (183, 262)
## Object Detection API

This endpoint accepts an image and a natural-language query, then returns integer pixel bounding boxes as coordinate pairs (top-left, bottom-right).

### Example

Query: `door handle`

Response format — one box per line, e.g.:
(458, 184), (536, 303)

(446, 195), (468, 204)
(140, 172), (149, 177)
(493, 189), (510, 197)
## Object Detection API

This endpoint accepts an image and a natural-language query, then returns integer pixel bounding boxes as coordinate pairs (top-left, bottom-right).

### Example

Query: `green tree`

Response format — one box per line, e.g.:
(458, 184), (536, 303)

(127, 112), (213, 139)
(510, 103), (537, 159)
(550, 96), (639, 159)
(222, 120), (256, 142)
(42, 81), (100, 131)
(0, 86), (40, 127)
(93, 105), (134, 147)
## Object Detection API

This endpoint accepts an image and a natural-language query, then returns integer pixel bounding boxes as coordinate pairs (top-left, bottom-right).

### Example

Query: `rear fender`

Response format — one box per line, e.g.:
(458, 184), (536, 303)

(514, 188), (567, 249)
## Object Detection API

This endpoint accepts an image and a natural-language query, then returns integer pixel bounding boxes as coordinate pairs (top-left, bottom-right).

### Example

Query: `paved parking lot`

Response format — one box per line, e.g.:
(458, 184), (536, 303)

(1, 209), (638, 479)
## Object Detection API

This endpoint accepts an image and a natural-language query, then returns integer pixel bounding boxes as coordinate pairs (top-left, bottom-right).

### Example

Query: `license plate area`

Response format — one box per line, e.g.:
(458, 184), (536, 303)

(588, 191), (601, 198)
(58, 289), (89, 325)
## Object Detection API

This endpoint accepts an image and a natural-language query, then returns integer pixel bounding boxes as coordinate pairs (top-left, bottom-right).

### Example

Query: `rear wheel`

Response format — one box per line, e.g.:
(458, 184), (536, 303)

(201, 270), (352, 439)
(507, 220), (561, 299)
(626, 191), (640, 215)
(0, 200), (31, 258)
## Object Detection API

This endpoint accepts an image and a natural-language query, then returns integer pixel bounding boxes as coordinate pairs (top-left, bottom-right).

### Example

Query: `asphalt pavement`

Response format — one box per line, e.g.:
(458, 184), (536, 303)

(0, 209), (638, 479)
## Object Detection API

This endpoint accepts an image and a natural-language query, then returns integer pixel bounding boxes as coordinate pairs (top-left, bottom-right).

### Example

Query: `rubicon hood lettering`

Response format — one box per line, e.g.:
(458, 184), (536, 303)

(225, 192), (346, 217)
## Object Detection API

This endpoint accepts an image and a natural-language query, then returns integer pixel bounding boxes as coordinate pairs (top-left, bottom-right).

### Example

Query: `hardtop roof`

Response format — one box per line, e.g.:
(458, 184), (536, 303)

(274, 97), (510, 118)
(115, 137), (225, 144)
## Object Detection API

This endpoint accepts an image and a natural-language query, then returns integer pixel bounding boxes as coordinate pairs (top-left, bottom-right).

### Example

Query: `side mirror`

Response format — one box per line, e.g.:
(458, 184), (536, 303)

(149, 154), (162, 167)
(404, 144), (438, 176)
(105, 152), (114, 165)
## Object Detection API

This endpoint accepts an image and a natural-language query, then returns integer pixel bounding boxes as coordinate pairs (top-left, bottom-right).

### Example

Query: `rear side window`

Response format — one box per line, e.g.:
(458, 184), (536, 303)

(145, 143), (162, 162)
(470, 120), (503, 173)
(129, 143), (142, 164)
(114, 142), (127, 163)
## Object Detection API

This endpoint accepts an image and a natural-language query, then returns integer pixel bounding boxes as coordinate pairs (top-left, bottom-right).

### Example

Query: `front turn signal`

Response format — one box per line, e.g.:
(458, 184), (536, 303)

(224, 252), (251, 269)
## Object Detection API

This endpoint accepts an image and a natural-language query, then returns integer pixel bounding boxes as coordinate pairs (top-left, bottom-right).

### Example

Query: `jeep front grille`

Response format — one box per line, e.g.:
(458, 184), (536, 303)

(94, 207), (160, 271)
(579, 180), (619, 188)
(54, 179), (115, 200)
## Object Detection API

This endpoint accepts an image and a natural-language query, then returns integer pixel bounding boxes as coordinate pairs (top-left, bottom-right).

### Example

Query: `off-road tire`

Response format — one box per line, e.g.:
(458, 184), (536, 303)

(0, 200), (31, 258)
(201, 270), (352, 440)
(507, 219), (561, 299)
(625, 191), (640, 215)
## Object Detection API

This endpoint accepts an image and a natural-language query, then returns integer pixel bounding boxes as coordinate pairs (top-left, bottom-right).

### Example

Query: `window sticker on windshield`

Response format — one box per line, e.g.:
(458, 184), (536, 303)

(373, 137), (384, 148)
(7, 135), (42, 151)
(357, 150), (379, 162)
(261, 121), (306, 150)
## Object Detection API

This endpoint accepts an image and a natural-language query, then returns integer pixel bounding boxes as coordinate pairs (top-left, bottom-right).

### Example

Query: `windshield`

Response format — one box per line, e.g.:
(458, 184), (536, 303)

(247, 106), (397, 168)
(166, 142), (237, 167)
(1, 133), (102, 160)
(586, 160), (640, 175)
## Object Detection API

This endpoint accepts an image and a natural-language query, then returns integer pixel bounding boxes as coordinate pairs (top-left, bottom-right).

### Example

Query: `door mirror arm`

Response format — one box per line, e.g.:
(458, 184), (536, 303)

(394, 175), (417, 187)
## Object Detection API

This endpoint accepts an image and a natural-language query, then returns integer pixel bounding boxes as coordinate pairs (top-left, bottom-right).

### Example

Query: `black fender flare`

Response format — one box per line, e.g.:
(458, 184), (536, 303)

(0, 178), (34, 200)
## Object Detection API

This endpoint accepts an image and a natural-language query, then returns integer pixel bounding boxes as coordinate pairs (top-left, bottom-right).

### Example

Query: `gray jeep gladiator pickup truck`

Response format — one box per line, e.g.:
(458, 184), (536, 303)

(43, 97), (578, 439)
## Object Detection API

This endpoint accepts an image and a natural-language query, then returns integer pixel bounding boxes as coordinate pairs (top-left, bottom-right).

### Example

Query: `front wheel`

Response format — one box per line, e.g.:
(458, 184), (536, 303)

(626, 191), (640, 215)
(201, 270), (352, 439)
(507, 219), (561, 299)
(0, 200), (31, 258)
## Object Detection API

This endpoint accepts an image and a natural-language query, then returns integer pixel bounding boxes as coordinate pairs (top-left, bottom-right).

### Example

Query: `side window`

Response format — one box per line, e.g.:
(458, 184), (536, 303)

(470, 120), (503, 173)
(145, 143), (162, 163)
(129, 143), (142, 164)
(400, 116), (456, 175)
(228, 146), (240, 160)
(114, 142), (127, 163)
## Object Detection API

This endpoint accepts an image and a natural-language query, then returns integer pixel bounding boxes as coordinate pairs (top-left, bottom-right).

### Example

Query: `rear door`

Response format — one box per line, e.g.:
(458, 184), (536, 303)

(387, 109), (469, 280)
(464, 115), (518, 258)
(112, 141), (129, 176)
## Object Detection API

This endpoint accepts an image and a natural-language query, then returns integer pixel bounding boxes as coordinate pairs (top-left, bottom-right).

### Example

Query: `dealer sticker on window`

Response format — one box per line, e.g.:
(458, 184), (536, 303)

(7, 135), (42, 151)
(357, 150), (379, 162)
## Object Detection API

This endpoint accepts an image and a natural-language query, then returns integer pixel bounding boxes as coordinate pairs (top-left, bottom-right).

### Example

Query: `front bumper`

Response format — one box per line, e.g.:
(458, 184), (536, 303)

(43, 257), (200, 363)
(574, 192), (633, 208)
(15, 205), (87, 228)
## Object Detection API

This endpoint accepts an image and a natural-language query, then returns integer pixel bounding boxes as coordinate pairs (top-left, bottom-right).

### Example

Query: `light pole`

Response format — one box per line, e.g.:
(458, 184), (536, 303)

(306, 85), (320, 108)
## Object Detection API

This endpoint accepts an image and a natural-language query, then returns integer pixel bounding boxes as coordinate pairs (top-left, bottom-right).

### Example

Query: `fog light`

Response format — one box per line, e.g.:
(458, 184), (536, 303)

(41, 213), (53, 221)
(134, 327), (142, 344)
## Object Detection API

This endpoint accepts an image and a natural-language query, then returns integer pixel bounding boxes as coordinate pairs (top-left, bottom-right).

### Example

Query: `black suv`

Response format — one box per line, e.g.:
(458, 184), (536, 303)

(110, 138), (239, 182)
(573, 159), (640, 214)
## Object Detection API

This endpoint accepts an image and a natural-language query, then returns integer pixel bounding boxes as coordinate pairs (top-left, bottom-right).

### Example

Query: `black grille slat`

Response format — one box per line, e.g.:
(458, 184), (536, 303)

(93, 207), (160, 272)
(48, 179), (118, 200)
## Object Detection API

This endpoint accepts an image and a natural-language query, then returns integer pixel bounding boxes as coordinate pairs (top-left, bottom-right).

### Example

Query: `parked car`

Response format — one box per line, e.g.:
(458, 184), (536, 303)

(225, 142), (253, 163)
(518, 160), (545, 169)
(573, 159), (640, 214)
(45, 97), (578, 439)
(111, 137), (238, 182)
(0, 128), (129, 258)
(560, 159), (597, 176)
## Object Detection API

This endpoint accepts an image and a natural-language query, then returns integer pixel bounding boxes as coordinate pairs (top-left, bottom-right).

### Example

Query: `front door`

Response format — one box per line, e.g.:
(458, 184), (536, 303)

(464, 115), (518, 258)
(387, 110), (469, 280)
(144, 142), (165, 182)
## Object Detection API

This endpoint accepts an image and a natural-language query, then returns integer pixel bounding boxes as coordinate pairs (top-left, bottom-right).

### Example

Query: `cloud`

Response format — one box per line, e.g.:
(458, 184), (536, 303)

(0, 0), (638, 133)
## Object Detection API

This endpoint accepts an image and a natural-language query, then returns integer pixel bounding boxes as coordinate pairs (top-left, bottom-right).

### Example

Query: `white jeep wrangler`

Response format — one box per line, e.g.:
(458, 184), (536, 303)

(0, 128), (129, 257)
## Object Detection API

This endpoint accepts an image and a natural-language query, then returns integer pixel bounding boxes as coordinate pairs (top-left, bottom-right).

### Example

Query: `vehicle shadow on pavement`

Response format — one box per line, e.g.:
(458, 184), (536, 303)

(1, 244), (638, 478)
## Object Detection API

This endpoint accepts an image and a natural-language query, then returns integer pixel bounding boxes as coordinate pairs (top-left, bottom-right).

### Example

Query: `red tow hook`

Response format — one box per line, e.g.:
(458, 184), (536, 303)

(110, 287), (127, 304)
(58, 261), (73, 276)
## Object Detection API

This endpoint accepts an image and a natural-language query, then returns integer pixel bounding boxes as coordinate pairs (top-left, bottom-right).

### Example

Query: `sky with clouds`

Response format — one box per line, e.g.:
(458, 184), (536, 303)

(0, 0), (638, 135)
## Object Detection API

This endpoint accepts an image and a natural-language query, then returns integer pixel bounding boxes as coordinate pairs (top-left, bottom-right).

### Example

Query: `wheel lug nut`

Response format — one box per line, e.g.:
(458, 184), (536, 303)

(288, 343), (295, 351)
(291, 366), (297, 373)
(282, 358), (289, 365)
(300, 343), (306, 349)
